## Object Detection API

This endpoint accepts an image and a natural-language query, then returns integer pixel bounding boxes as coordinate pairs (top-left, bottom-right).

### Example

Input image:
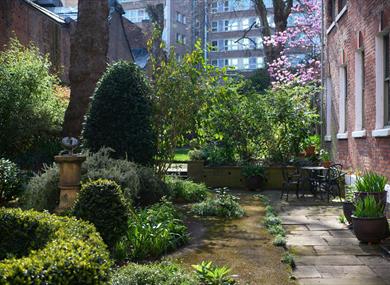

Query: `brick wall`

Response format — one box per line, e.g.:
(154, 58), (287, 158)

(324, 0), (390, 179)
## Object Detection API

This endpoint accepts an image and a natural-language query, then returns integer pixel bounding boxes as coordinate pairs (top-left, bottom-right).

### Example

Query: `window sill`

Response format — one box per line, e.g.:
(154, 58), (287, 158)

(337, 132), (348, 140)
(352, 130), (367, 138)
(324, 135), (332, 142)
(372, 128), (390, 137)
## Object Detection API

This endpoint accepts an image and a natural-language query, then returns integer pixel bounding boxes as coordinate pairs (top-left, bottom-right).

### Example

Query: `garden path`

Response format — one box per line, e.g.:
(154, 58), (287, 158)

(171, 190), (295, 285)
(265, 190), (390, 285)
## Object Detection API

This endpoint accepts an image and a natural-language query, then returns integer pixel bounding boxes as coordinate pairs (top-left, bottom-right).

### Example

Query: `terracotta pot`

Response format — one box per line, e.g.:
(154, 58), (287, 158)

(245, 175), (263, 191)
(351, 216), (389, 243)
(322, 160), (331, 168)
(343, 201), (355, 224)
(354, 191), (387, 209)
(305, 146), (315, 157)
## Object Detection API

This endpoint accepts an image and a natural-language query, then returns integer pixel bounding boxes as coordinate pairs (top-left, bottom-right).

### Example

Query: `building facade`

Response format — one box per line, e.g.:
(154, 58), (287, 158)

(323, 0), (390, 179)
(118, 0), (193, 59)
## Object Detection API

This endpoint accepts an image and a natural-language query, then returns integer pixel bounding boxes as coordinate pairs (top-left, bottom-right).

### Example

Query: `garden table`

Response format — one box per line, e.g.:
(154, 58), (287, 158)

(300, 166), (329, 198)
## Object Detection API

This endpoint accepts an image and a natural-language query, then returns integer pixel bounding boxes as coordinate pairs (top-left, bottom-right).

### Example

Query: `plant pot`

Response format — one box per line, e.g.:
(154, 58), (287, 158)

(354, 191), (387, 208)
(351, 215), (389, 243)
(343, 201), (355, 224)
(245, 175), (263, 191)
(322, 160), (331, 168)
(305, 146), (315, 157)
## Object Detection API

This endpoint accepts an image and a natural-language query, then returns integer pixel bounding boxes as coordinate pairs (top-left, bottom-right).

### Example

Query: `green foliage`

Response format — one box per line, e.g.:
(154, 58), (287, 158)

(21, 163), (59, 212)
(135, 166), (169, 206)
(149, 37), (228, 175)
(0, 158), (23, 203)
(319, 149), (330, 161)
(338, 214), (347, 224)
(73, 179), (129, 249)
(201, 144), (236, 166)
(188, 149), (207, 161)
(113, 200), (188, 261)
(302, 135), (320, 150)
(83, 61), (156, 165)
(192, 261), (236, 285)
(273, 235), (287, 247)
(0, 208), (111, 284)
(22, 148), (140, 212)
(244, 68), (271, 93)
(353, 196), (385, 218)
(242, 163), (266, 178)
(281, 252), (295, 269)
(354, 172), (388, 193)
(111, 261), (196, 285)
(165, 176), (208, 203)
(344, 184), (356, 202)
(191, 188), (244, 218)
(0, 38), (65, 159)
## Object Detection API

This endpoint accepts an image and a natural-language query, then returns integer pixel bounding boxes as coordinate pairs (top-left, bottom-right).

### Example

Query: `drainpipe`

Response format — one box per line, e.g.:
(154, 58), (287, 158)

(320, 0), (325, 148)
(204, 0), (208, 61)
(164, 0), (171, 54)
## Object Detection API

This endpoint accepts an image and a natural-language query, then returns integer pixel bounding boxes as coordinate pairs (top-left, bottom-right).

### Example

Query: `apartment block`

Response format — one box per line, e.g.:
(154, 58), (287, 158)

(118, 0), (193, 59)
(323, 0), (390, 179)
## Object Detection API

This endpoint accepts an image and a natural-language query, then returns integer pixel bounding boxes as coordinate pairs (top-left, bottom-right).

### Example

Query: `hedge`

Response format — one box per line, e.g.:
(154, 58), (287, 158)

(0, 208), (112, 285)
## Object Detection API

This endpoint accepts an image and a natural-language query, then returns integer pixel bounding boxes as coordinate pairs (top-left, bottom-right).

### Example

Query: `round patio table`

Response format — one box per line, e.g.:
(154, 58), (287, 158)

(300, 166), (329, 198)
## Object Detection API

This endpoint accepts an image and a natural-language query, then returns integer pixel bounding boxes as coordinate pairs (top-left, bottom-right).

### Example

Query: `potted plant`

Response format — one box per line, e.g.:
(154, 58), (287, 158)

(352, 196), (389, 243)
(343, 185), (356, 224)
(303, 135), (320, 157)
(319, 149), (331, 168)
(242, 164), (266, 191)
(354, 172), (388, 207)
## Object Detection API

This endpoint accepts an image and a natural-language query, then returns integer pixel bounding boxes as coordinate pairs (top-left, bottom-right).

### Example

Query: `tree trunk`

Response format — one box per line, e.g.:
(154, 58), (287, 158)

(62, 0), (109, 138)
(252, 0), (293, 64)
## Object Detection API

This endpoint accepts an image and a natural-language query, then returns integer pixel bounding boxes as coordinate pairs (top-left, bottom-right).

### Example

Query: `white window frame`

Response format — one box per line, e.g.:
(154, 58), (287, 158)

(373, 30), (390, 137)
(352, 49), (366, 138)
(325, 77), (332, 141)
(337, 65), (348, 139)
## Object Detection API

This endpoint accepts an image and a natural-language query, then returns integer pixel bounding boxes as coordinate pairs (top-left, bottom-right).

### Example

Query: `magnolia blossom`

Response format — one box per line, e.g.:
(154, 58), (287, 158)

(264, 0), (321, 86)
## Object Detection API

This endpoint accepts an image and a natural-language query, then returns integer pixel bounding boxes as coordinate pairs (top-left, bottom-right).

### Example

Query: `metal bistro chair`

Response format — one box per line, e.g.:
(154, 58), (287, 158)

(280, 166), (301, 201)
(319, 164), (345, 202)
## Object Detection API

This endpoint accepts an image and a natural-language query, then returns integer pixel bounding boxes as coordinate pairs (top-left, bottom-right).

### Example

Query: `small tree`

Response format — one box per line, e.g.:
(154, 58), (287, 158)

(83, 61), (156, 165)
(0, 39), (65, 159)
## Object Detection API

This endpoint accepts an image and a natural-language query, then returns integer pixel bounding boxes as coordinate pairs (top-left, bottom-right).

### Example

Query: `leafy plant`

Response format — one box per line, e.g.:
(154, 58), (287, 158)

(83, 61), (156, 165)
(338, 214), (347, 224)
(354, 172), (388, 193)
(242, 163), (266, 178)
(135, 166), (170, 206)
(273, 235), (287, 247)
(113, 199), (188, 261)
(319, 149), (330, 161)
(0, 38), (66, 159)
(0, 208), (111, 284)
(344, 184), (356, 202)
(302, 135), (320, 150)
(188, 149), (207, 161)
(0, 158), (23, 204)
(111, 260), (196, 285)
(281, 252), (295, 269)
(192, 261), (236, 285)
(353, 196), (385, 218)
(191, 188), (244, 218)
(72, 179), (130, 249)
(165, 176), (208, 203)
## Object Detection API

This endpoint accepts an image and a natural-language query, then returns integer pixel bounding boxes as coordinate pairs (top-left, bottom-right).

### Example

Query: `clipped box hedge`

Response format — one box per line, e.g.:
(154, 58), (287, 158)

(0, 208), (112, 285)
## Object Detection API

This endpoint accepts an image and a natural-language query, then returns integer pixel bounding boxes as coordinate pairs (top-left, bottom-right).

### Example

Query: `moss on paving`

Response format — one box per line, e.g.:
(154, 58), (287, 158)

(172, 191), (296, 285)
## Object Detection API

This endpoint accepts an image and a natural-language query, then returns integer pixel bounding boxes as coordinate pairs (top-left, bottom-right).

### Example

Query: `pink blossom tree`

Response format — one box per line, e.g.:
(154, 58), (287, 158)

(263, 0), (322, 86)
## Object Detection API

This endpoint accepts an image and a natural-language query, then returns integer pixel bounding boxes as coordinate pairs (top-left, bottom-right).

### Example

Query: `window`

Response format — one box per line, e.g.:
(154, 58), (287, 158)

(211, 40), (218, 51)
(211, 1), (217, 13)
(224, 0), (229, 11)
(337, 65), (348, 139)
(182, 35), (187, 45)
(385, 33), (390, 125)
(124, 9), (149, 23)
(325, 77), (332, 141)
(243, 58), (249, 69)
(211, 60), (218, 66)
(211, 21), (218, 32)
(176, 12), (182, 23)
(328, 0), (336, 23)
(183, 16), (186, 24)
(338, 0), (347, 13)
(353, 50), (365, 137)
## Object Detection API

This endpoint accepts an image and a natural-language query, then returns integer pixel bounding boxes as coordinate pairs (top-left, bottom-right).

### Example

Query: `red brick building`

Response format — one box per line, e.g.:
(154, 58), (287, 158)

(323, 0), (390, 179)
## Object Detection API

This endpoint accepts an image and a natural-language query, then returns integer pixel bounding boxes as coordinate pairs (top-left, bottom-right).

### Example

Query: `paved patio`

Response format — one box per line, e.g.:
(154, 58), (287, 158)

(265, 190), (390, 285)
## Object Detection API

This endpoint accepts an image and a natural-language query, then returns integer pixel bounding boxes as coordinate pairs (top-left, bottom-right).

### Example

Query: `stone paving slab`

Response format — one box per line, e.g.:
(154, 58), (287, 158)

(314, 245), (379, 255)
(287, 236), (328, 246)
(300, 277), (388, 285)
(290, 230), (331, 237)
(296, 255), (364, 266)
(316, 265), (377, 278)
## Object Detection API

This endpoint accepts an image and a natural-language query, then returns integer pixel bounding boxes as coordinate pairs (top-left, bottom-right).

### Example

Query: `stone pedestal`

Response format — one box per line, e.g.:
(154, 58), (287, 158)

(54, 154), (86, 212)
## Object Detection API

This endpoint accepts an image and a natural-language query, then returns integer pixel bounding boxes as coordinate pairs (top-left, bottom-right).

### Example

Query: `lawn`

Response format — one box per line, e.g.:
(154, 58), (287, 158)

(174, 147), (190, 161)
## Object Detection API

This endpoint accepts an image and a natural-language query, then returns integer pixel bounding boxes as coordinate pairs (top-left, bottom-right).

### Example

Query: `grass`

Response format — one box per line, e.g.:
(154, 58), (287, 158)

(174, 147), (190, 162)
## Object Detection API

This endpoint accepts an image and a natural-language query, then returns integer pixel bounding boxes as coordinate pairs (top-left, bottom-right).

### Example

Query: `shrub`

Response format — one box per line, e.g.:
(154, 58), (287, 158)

(273, 235), (287, 247)
(191, 188), (244, 218)
(135, 166), (169, 206)
(111, 261), (196, 285)
(0, 158), (23, 204)
(22, 149), (140, 212)
(82, 148), (140, 203)
(21, 163), (59, 212)
(83, 61), (156, 165)
(73, 179), (129, 249)
(113, 200), (188, 261)
(192, 261), (236, 285)
(165, 176), (208, 203)
(281, 252), (295, 269)
(0, 208), (111, 284)
(354, 172), (388, 193)
(0, 38), (65, 159)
